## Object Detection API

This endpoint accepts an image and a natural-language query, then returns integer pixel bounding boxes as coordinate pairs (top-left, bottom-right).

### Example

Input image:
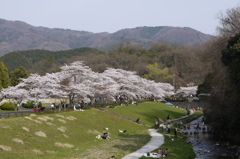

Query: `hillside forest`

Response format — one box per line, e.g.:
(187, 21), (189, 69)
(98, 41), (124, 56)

(0, 6), (240, 144)
(0, 43), (210, 90)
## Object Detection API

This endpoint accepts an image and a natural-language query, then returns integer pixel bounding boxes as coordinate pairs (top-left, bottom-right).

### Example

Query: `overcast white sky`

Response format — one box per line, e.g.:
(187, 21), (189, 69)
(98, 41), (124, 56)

(0, 0), (239, 35)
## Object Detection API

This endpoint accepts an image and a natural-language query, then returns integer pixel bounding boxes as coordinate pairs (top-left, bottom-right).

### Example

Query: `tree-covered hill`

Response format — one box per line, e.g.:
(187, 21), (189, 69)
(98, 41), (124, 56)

(0, 47), (101, 72)
(0, 19), (213, 56)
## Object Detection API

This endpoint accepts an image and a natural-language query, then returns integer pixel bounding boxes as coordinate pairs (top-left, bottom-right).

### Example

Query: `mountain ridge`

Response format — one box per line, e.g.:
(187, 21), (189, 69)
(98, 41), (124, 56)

(0, 19), (213, 56)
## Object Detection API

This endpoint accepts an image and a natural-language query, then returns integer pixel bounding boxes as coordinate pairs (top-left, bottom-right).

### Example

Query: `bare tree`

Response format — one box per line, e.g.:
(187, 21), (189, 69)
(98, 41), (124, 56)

(217, 6), (240, 38)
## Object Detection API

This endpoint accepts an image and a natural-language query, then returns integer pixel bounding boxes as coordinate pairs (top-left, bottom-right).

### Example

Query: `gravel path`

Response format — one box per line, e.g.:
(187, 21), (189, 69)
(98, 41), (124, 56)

(121, 129), (164, 159)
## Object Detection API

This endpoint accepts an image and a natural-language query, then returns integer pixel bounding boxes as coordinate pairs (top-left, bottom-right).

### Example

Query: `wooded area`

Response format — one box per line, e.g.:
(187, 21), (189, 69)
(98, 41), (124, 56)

(202, 6), (240, 144)
(0, 43), (210, 90)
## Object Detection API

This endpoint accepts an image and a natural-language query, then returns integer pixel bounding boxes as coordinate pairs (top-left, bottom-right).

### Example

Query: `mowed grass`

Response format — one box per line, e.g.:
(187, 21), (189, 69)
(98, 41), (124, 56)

(0, 109), (150, 159)
(105, 101), (187, 126)
(0, 101), (196, 159)
(139, 131), (196, 159)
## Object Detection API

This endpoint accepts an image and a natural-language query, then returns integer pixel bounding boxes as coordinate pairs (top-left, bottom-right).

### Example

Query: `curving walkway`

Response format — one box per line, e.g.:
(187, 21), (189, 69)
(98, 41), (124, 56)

(122, 129), (164, 159)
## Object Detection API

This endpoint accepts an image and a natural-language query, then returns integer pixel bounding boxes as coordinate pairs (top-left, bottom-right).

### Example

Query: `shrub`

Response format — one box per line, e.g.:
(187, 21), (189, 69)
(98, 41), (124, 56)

(38, 101), (42, 107)
(24, 101), (35, 108)
(0, 103), (16, 111)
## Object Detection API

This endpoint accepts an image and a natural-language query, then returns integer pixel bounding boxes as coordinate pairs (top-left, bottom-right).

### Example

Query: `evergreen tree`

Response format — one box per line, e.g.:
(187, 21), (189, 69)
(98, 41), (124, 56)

(222, 33), (240, 88)
(9, 66), (29, 86)
(0, 62), (10, 89)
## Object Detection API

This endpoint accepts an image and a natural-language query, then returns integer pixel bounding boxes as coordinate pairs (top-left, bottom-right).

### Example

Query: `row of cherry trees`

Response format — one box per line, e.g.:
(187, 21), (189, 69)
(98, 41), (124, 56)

(0, 61), (197, 111)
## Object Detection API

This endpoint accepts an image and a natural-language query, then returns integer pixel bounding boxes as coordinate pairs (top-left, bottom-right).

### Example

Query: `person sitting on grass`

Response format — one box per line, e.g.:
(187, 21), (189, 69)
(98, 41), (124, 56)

(132, 101), (138, 105)
(96, 135), (102, 139)
(158, 147), (163, 153)
(102, 132), (110, 139)
(164, 148), (169, 157)
(136, 118), (140, 124)
(157, 152), (162, 158)
(118, 129), (127, 133)
(110, 155), (115, 159)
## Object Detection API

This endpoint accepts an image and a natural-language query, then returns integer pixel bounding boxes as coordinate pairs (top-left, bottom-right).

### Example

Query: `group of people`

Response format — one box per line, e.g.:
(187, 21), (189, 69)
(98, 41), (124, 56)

(145, 147), (169, 158)
(107, 105), (116, 108)
(33, 105), (45, 112)
(193, 123), (201, 131)
(50, 102), (67, 111)
(131, 101), (138, 105)
(157, 147), (169, 158)
(96, 132), (111, 140)
(154, 115), (177, 137)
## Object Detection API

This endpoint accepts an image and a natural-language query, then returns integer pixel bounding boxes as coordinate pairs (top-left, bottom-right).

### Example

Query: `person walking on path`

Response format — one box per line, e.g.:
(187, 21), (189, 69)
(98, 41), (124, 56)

(167, 124), (171, 133)
(167, 115), (171, 121)
(174, 127), (178, 138)
(154, 119), (160, 129)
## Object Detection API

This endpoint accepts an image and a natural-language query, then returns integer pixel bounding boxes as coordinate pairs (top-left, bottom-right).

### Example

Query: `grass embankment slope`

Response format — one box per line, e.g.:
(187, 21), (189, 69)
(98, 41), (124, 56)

(106, 102), (202, 159)
(0, 101), (201, 159)
(105, 102), (187, 126)
(140, 111), (203, 159)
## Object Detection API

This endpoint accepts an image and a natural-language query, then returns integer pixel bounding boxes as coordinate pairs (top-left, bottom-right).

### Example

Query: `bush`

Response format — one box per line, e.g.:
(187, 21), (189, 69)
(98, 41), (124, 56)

(38, 101), (42, 107)
(24, 101), (35, 108)
(0, 103), (16, 111)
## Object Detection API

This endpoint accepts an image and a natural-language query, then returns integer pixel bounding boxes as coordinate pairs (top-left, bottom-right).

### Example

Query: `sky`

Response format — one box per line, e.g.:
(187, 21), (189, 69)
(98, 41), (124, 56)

(0, 0), (240, 35)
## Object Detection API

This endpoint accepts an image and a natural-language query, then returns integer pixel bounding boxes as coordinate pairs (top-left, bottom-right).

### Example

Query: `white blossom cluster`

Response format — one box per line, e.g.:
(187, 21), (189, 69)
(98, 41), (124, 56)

(174, 86), (198, 97)
(0, 61), (197, 105)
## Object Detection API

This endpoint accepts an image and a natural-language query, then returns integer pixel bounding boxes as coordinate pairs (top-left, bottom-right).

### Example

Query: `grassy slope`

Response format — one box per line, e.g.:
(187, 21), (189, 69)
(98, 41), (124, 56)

(0, 101), (200, 159)
(139, 111), (203, 159)
(0, 109), (149, 159)
(105, 101), (187, 126)
(139, 131), (196, 159)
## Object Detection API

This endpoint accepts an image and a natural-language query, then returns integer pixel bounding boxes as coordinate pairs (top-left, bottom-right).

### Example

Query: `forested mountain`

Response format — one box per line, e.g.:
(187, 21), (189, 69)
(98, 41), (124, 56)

(0, 19), (213, 56)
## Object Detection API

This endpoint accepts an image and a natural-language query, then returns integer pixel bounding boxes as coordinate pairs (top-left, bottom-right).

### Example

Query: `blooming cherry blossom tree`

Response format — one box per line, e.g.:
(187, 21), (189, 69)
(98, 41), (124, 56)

(17, 73), (57, 107)
(175, 86), (198, 97)
(1, 60), (177, 108)
(58, 61), (102, 106)
(102, 68), (175, 100)
(2, 86), (29, 111)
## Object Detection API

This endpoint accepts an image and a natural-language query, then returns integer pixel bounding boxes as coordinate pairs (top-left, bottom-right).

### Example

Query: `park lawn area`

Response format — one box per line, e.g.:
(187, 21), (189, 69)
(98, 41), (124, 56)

(0, 101), (202, 159)
(0, 110), (10, 112)
(139, 111), (204, 159)
(139, 131), (196, 159)
(105, 101), (187, 126)
(0, 109), (150, 159)
(160, 132), (195, 159)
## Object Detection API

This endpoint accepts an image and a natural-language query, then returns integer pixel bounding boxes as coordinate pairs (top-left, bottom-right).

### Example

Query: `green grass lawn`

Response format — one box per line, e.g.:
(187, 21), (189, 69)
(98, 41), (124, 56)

(105, 101), (187, 126)
(139, 130), (196, 159)
(0, 101), (202, 159)
(0, 109), (150, 159)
